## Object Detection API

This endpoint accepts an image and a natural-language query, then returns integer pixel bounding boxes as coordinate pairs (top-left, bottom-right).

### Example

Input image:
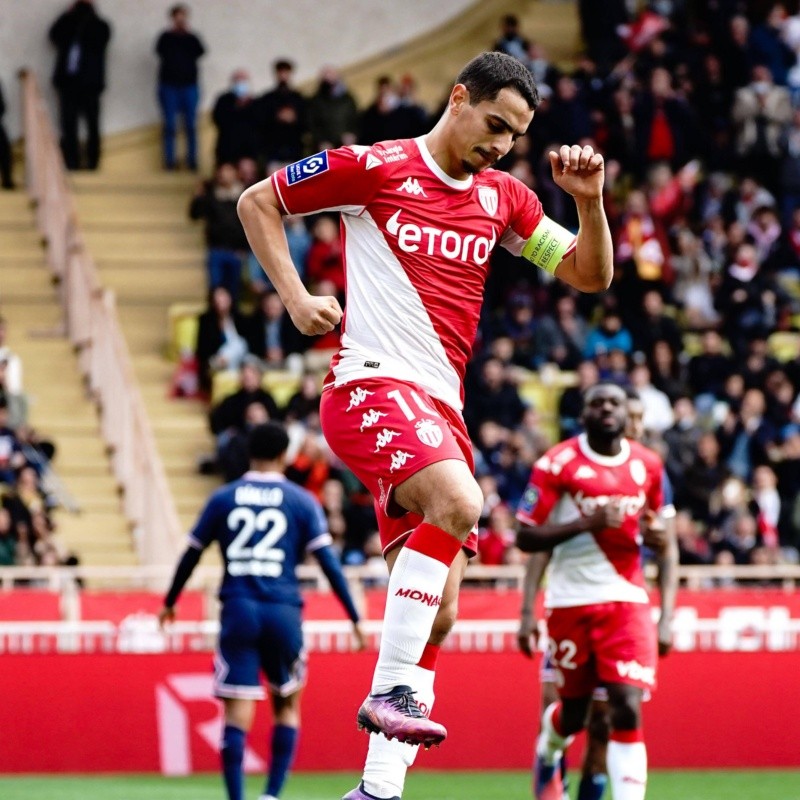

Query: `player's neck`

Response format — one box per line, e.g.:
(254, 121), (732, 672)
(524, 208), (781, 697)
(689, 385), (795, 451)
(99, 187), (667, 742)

(585, 435), (623, 457)
(249, 459), (284, 474)
(422, 126), (468, 181)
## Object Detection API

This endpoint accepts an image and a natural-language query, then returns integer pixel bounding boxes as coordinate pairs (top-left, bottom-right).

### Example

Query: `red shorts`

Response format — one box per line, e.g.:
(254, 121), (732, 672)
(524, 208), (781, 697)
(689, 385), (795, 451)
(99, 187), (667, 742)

(544, 602), (657, 698)
(320, 377), (478, 556)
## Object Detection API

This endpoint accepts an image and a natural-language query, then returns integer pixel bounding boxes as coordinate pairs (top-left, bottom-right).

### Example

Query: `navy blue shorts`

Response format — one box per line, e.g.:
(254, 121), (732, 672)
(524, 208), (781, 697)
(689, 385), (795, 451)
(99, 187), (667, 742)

(214, 598), (306, 700)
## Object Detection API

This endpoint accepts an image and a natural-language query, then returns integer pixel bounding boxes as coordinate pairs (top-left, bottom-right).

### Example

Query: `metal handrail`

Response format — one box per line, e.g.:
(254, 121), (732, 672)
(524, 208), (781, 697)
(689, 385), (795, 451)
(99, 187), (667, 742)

(19, 69), (183, 565)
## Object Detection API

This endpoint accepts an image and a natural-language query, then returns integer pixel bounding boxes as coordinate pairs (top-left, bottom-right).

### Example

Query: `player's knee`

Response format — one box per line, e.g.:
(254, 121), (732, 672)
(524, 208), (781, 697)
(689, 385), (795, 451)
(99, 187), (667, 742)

(424, 484), (482, 536)
(609, 695), (641, 731)
(586, 709), (610, 747)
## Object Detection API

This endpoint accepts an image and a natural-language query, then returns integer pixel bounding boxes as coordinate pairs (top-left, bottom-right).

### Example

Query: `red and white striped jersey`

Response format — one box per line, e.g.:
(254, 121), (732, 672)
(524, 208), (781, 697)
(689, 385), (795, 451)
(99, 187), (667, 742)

(515, 434), (664, 608)
(272, 137), (571, 411)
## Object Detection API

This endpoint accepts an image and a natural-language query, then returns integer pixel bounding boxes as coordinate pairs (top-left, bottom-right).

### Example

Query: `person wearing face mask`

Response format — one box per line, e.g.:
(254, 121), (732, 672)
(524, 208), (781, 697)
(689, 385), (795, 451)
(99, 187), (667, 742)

(732, 64), (792, 195)
(212, 69), (260, 166)
(255, 59), (307, 171)
(308, 66), (359, 151)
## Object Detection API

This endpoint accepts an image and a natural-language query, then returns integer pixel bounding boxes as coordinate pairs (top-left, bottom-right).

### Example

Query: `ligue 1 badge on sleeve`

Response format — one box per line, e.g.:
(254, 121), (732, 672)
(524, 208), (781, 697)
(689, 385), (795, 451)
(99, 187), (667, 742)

(286, 152), (329, 185)
(520, 485), (539, 515)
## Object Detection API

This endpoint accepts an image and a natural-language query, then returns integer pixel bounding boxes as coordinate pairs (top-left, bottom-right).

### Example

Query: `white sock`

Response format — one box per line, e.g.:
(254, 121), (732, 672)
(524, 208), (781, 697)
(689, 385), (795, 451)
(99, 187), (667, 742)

(536, 702), (573, 766)
(607, 738), (647, 800)
(370, 542), (452, 694)
(362, 665), (435, 798)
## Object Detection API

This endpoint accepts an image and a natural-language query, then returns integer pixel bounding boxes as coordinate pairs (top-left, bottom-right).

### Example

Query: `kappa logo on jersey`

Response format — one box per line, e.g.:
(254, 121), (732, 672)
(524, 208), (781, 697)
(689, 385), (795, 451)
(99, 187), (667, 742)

(573, 490), (647, 518)
(374, 428), (401, 452)
(346, 386), (374, 411)
(575, 465), (597, 480)
(477, 185), (499, 216)
(389, 450), (415, 472)
(360, 409), (388, 431)
(385, 210), (497, 265)
(397, 177), (427, 197)
(415, 418), (442, 448)
(286, 152), (329, 185)
(630, 459), (647, 486)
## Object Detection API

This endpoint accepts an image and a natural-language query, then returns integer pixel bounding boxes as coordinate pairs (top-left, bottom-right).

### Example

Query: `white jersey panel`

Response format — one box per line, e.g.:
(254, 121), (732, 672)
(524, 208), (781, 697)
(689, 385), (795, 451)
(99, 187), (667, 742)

(544, 494), (650, 608)
(331, 210), (463, 410)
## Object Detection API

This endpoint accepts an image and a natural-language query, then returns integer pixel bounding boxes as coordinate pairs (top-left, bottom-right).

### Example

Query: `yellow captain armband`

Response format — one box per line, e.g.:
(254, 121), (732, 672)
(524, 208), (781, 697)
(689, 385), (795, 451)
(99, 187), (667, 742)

(521, 216), (576, 275)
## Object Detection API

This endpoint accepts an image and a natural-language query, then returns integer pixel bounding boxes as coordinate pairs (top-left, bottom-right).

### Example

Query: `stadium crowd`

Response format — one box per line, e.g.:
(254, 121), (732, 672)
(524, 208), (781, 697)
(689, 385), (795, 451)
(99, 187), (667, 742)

(178, 2), (800, 577)
(0, 318), (74, 569)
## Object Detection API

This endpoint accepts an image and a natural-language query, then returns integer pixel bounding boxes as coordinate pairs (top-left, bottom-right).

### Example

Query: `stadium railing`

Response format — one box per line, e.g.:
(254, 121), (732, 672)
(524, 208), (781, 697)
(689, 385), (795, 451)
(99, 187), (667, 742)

(19, 70), (183, 566)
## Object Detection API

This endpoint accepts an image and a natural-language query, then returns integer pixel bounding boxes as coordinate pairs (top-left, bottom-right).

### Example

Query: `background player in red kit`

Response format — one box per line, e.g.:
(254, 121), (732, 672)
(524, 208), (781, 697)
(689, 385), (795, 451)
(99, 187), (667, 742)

(517, 389), (678, 800)
(238, 51), (613, 800)
(515, 384), (668, 800)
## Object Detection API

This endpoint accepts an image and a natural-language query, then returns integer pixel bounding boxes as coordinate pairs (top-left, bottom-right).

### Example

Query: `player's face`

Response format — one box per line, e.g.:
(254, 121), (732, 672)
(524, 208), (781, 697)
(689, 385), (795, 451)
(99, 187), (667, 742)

(453, 86), (533, 174)
(626, 399), (645, 442)
(582, 385), (628, 441)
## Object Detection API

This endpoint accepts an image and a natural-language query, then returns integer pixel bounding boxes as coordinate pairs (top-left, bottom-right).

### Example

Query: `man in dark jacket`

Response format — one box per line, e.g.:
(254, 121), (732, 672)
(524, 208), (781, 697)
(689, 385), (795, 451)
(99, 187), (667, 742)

(155, 3), (205, 170)
(255, 59), (306, 168)
(211, 69), (260, 166)
(48, 0), (111, 170)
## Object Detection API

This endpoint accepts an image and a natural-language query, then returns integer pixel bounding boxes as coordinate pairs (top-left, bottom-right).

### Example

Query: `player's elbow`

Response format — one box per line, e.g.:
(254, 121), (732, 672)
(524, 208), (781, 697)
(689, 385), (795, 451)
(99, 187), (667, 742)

(516, 528), (546, 553)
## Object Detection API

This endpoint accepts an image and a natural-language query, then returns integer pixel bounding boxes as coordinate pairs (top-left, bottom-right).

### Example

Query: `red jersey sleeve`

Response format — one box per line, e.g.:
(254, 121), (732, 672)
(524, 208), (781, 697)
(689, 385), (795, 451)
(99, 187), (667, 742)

(515, 456), (563, 527)
(645, 453), (665, 513)
(498, 175), (544, 256)
(271, 146), (386, 216)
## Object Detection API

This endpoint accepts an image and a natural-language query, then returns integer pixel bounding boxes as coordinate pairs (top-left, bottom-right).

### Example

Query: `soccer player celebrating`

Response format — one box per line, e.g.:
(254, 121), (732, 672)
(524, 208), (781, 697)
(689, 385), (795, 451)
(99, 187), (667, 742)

(515, 384), (670, 800)
(517, 389), (678, 800)
(238, 51), (612, 800)
(159, 422), (364, 800)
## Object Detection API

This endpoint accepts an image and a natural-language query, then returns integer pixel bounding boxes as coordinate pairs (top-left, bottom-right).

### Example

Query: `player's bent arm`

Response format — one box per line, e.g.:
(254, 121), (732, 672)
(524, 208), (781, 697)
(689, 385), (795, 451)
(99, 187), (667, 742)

(237, 180), (341, 335)
(312, 544), (361, 624)
(655, 515), (679, 654)
(518, 551), (551, 658)
(516, 518), (589, 552)
(553, 198), (613, 293)
(161, 546), (203, 615)
(237, 180), (307, 309)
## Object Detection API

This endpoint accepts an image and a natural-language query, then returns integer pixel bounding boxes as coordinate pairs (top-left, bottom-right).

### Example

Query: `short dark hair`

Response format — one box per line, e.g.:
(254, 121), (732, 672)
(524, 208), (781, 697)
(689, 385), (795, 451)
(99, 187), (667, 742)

(170, 4), (188, 18)
(274, 58), (294, 73)
(248, 422), (289, 462)
(455, 51), (539, 109)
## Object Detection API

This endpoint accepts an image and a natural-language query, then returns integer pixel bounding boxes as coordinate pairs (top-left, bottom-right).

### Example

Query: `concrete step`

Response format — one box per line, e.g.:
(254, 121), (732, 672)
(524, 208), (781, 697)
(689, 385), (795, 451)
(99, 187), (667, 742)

(82, 228), (204, 251)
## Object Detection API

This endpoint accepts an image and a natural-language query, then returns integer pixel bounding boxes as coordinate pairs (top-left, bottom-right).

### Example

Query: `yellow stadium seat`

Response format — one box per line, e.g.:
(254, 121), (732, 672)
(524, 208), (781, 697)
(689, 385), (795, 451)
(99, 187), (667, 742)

(167, 302), (204, 360)
(767, 331), (800, 362)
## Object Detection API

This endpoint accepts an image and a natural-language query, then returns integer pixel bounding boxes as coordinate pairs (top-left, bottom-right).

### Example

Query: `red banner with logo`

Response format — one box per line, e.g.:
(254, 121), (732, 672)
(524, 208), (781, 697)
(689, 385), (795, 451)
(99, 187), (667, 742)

(0, 649), (798, 773)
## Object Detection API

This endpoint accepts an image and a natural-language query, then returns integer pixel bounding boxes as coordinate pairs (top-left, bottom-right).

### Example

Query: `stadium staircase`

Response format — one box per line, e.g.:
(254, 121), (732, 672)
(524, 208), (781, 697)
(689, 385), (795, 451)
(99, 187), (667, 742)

(69, 146), (221, 539)
(0, 189), (135, 565)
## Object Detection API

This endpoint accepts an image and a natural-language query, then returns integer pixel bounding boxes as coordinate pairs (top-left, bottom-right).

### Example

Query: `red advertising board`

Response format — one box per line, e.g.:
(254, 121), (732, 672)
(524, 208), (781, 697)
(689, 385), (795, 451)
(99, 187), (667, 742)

(1, 649), (798, 773)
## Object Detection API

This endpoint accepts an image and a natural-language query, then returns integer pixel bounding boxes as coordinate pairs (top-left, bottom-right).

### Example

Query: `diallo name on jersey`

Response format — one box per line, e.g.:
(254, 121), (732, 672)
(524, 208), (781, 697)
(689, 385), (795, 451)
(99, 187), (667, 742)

(234, 486), (284, 507)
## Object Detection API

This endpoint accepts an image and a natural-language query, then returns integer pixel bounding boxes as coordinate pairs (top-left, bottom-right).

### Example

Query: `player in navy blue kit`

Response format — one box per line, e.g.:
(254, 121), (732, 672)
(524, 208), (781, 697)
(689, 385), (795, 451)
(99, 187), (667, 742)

(159, 422), (365, 800)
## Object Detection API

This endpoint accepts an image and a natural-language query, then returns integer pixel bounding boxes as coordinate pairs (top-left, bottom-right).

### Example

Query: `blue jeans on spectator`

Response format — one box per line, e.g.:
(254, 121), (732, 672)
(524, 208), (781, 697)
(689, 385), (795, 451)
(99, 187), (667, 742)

(208, 248), (243, 302)
(158, 83), (199, 169)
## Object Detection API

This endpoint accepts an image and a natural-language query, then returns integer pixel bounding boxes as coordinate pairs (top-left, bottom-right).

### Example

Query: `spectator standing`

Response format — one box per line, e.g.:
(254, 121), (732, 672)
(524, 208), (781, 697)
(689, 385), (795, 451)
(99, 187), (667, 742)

(256, 59), (306, 169)
(211, 70), (259, 166)
(493, 14), (529, 62)
(0, 81), (14, 188)
(532, 293), (588, 369)
(359, 76), (400, 146)
(308, 66), (359, 151)
(155, 4), (205, 171)
(731, 65), (792, 195)
(48, 0), (111, 170)
(189, 163), (248, 300)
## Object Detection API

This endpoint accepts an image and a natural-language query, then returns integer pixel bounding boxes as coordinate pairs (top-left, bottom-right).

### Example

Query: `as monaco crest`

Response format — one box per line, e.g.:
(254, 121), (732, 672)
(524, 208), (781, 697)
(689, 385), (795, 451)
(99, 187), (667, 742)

(629, 459), (646, 486)
(415, 419), (443, 448)
(477, 186), (498, 216)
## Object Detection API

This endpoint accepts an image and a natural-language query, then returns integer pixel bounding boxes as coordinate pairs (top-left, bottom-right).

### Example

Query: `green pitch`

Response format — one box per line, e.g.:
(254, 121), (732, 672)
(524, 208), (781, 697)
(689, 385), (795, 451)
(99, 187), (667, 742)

(1, 770), (799, 800)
